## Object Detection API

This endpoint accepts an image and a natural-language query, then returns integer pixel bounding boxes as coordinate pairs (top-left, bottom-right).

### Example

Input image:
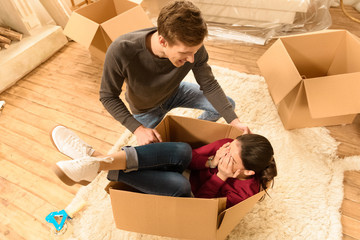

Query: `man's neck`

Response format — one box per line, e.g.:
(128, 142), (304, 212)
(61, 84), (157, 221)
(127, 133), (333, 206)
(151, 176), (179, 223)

(146, 31), (166, 58)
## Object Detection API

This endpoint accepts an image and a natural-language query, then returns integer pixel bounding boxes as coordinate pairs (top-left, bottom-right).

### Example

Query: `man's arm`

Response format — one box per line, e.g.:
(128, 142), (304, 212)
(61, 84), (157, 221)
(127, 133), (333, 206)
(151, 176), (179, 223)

(192, 46), (251, 134)
(99, 47), (142, 133)
(99, 45), (162, 145)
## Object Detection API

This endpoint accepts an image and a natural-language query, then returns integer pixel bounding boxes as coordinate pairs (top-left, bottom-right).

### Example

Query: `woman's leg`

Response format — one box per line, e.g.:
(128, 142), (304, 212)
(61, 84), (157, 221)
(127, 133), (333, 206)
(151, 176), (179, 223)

(99, 142), (192, 172)
(105, 142), (193, 197)
(53, 141), (192, 187)
(111, 170), (192, 197)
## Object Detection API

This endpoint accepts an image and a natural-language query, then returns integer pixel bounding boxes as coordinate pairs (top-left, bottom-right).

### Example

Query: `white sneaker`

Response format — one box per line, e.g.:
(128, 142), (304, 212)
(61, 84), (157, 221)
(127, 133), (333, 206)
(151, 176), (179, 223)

(51, 125), (95, 159)
(53, 156), (113, 186)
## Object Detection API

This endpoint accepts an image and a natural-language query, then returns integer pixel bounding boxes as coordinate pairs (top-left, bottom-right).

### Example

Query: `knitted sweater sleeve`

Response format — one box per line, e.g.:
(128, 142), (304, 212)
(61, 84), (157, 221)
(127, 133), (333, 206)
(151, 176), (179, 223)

(192, 46), (238, 123)
(99, 43), (142, 133)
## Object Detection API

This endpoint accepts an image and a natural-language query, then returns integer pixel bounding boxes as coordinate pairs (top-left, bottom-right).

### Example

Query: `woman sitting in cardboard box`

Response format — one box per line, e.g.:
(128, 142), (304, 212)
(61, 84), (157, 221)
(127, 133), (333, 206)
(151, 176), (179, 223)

(51, 126), (277, 208)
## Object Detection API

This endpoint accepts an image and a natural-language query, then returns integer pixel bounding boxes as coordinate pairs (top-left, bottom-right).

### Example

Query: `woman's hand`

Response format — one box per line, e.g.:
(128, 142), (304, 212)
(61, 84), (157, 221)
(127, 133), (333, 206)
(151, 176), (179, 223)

(217, 154), (241, 181)
(212, 142), (230, 167)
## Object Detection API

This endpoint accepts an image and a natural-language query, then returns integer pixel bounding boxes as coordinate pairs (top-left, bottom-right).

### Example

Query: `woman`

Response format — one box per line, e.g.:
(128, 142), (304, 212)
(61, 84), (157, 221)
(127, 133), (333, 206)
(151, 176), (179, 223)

(52, 126), (277, 208)
(189, 134), (277, 208)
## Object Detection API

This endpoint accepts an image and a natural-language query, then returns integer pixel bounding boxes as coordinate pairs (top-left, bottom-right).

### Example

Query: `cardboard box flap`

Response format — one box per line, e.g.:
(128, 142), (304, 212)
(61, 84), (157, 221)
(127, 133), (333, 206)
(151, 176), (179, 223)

(328, 31), (360, 76)
(216, 191), (266, 240)
(257, 39), (302, 105)
(109, 188), (220, 239)
(101, 6), (153, 42)
(304, 72), (360, 118)
(76, 0), (117, 23)
(63, 12), (99, 48)
(281, 30), (345, 79)
(113, 0), (138, 13)
(156, 115), (243, 148)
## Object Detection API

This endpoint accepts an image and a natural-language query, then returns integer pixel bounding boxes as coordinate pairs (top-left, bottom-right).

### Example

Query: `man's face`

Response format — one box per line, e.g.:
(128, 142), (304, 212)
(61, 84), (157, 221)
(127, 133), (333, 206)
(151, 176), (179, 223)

(162, 39), (203, 67)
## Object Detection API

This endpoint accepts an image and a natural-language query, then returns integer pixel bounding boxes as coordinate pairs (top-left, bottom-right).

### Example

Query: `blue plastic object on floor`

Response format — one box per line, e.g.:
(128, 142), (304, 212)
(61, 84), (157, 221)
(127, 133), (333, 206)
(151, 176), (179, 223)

(46, 209), (69, 231)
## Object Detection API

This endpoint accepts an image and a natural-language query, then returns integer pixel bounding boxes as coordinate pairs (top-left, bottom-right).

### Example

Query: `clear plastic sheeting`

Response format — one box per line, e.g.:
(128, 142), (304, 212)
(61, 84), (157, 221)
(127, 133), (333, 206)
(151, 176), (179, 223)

(140, 0), (332, 45)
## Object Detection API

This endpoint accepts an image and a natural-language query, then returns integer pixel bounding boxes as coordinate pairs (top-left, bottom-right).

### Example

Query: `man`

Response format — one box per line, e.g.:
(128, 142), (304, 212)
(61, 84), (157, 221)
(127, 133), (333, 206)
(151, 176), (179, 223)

(100, 0), (250, 145)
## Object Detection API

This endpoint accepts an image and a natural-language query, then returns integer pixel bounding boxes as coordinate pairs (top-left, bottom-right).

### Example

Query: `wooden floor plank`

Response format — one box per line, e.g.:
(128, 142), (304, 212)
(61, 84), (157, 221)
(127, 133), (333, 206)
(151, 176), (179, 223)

(0, 111), (56, 151)
(0, 160), (74, 207)
(343, 235), (358, 240)
(0, 199), (49, 240)
(17, 80), (103, 115)
(342, 199), (360, 220)
(25, 72), (100, 95)
(4, 86), (120, 139)
(344, 171), (360, 190)
(344, 183), (360, 204)
(0, 177), (59, 223)
(0, 224), (25, 240)
(1, 92), (117, 150)
(342, 215), (360, 240)
(0, 101), (112, 157)
(0, 142), (79, 195)
(0, 126), (63, 164)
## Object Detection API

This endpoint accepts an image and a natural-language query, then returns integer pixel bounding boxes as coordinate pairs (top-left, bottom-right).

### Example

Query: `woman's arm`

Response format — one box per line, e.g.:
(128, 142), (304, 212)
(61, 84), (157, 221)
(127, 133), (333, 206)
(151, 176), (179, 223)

(192, 174), (225, 198)
(195, 177), (258, 209)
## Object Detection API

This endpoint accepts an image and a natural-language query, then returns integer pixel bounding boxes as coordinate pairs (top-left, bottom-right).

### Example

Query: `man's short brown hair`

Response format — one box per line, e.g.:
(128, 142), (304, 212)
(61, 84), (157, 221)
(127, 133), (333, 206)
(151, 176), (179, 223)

(157, 0), (208, 47)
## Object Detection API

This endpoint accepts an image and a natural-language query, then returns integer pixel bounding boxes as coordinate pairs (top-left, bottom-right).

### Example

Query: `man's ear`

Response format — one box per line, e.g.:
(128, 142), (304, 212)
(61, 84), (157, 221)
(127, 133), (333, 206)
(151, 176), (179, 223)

(244, 170), (255, 176)
(158, 35), (167, 47)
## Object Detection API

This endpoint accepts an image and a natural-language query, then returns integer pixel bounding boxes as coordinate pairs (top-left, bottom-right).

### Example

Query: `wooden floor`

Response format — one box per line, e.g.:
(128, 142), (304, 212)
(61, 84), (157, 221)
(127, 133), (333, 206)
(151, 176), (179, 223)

(0, 6), (359, 240)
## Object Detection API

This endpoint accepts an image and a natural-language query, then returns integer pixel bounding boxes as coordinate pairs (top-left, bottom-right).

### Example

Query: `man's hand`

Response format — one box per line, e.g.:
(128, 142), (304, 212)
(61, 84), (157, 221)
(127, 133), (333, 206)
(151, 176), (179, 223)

(134, 125), (163, 146)
(217, 154), (241, 181)
(230, 118), (251, 134)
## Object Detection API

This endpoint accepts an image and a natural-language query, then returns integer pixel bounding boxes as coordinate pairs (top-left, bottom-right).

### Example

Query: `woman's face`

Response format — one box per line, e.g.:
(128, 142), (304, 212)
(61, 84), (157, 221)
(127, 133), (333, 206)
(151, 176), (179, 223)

(228, 140), (245, 173)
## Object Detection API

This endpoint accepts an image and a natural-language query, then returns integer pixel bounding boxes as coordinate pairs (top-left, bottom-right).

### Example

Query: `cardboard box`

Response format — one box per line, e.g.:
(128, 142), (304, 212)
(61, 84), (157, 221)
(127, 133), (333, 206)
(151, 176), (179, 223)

(63, 0), (153, 61)
(257, 30), (360, 129)
(107, 115), (266, 240)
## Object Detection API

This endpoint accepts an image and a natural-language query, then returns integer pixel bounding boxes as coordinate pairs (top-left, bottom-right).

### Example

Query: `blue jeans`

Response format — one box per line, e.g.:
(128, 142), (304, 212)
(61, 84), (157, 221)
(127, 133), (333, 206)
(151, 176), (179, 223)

(133, 82), (235, 128)
(107, 142), (193, 197)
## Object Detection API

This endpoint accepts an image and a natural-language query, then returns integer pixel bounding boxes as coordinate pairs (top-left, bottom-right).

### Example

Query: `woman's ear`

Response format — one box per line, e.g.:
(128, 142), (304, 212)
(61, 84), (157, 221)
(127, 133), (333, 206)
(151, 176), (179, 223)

(244, 170), (255, 176)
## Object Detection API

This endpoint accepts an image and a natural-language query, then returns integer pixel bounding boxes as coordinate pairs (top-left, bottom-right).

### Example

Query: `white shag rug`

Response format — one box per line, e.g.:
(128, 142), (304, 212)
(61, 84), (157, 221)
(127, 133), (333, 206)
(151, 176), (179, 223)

(64, 66), (360, 240)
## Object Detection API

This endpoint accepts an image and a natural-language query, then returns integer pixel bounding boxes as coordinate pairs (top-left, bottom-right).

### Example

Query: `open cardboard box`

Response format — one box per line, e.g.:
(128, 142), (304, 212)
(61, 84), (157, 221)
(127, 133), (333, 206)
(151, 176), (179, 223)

(257, 30), (360, 129)
(63, 0), (153, 61)
(106, 115), (266, 240)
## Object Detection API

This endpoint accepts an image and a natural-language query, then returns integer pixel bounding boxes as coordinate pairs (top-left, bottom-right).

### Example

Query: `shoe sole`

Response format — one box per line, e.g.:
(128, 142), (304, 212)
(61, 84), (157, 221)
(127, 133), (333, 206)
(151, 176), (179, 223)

(52, 163), (91, 186)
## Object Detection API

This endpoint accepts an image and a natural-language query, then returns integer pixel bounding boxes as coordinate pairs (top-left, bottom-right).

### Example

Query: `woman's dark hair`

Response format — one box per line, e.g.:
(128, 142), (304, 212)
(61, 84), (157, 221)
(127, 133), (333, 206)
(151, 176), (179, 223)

(236, 134), (277, 194)
(157, 0), (208, 46)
